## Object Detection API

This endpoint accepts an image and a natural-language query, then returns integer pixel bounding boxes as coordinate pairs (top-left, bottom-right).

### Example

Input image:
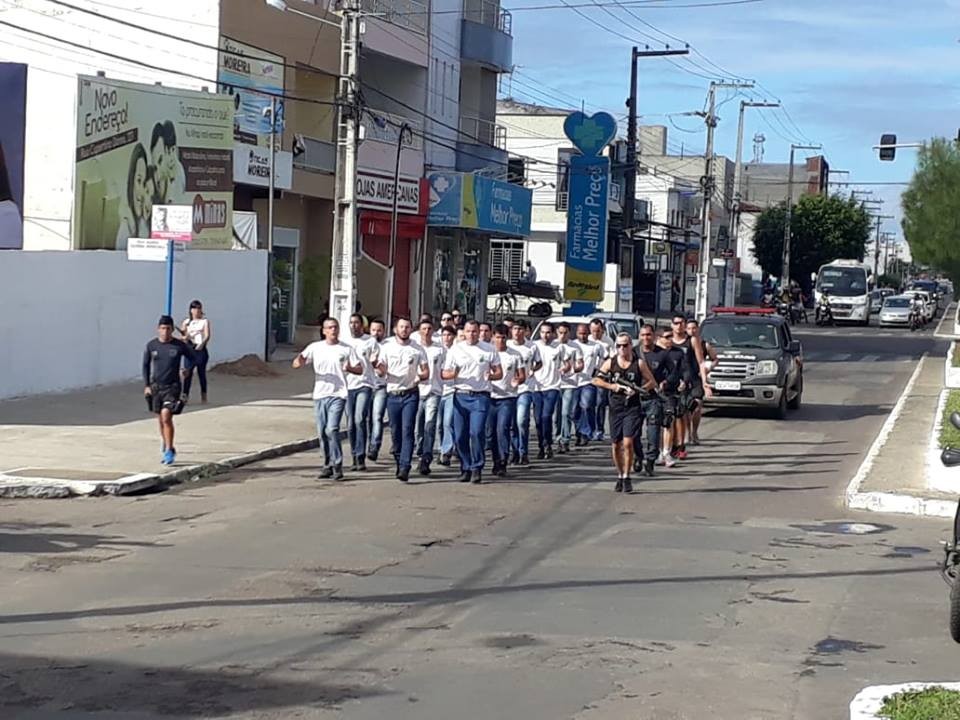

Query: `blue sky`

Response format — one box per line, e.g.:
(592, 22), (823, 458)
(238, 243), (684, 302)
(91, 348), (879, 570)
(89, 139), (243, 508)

(505, 0), (960, 244)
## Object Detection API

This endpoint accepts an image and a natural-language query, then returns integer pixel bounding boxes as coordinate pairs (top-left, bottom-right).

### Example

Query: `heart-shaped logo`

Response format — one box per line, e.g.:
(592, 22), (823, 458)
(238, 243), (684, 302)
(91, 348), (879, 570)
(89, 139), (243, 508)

(563, 111), (617, 157)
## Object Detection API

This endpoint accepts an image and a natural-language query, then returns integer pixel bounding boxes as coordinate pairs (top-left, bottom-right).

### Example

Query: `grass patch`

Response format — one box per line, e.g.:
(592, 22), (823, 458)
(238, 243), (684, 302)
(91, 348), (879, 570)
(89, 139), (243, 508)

(879, 686), (960, 719)
(953, 343), (960, 368)
(940, 390), (960, 450)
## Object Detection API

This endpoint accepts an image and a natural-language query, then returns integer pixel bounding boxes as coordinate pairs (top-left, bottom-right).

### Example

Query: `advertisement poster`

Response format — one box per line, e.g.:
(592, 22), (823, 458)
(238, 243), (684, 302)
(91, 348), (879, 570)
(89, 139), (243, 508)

(426, 171), (531, 237)
(74, 75), (234, 250)
(563, 154), (610, 303)
(0, 62), (27, 250)
(217, 37), (284, 147)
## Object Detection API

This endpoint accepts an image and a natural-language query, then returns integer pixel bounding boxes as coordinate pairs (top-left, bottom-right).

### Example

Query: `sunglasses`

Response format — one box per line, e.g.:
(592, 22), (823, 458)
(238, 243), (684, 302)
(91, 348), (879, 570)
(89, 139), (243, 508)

(616, 343), (631, 348)
(672, 320), (684, 325)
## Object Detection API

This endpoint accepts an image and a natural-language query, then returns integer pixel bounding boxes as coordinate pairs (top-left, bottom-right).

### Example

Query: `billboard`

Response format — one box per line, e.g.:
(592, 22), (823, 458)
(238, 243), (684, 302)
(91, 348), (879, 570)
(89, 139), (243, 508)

(0, 62), (27, 250)
(426, 172), (531, 237)
(217, 37), (284, 147)
(74, 75), (234, 250)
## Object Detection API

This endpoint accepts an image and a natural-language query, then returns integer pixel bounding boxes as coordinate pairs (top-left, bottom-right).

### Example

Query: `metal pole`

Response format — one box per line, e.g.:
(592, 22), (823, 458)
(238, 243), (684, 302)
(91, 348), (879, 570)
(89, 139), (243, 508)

(695, 84), (716, 321)
(264, 96), (277, 361)
(624, 46), (638, 237)
(730, 101), (778, 250)
(385, 123), (410, 328)
(165, 240), (174, 315)
(329, 1), (361, 331)
(782, 144), (796, 287)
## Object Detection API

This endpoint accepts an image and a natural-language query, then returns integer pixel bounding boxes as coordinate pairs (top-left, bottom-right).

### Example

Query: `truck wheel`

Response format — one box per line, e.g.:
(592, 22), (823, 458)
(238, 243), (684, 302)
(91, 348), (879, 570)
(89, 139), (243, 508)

(787, 374), (803, 410)
(772, 389), (788, 420)
(950, 580), (960, 643)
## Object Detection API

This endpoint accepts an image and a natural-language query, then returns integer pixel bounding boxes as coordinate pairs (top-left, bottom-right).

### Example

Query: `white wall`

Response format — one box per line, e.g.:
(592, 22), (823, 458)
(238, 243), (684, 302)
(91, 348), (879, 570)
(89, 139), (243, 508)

(0, 249), (268, 399)
(0, 0), (220, 250)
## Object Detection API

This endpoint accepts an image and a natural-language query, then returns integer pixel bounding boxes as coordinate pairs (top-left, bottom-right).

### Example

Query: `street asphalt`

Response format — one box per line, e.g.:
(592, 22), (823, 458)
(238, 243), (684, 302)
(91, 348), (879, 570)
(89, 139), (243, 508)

(1, 315), (957, 719)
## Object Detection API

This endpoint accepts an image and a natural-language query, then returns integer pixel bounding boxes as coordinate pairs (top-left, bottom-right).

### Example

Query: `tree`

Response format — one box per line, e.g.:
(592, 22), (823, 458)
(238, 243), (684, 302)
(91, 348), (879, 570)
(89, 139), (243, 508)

(902, 138), (960, 284)
(751, 193), (872, 287)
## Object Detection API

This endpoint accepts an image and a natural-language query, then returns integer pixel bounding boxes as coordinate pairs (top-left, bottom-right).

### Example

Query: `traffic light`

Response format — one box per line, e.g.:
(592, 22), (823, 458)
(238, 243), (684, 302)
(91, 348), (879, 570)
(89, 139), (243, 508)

(879, 133), (897, 161)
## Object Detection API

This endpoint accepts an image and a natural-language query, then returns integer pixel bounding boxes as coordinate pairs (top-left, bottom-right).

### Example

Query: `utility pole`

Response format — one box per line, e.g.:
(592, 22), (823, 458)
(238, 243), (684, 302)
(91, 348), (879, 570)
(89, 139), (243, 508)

(870, 214), (894, 278)
(265, 96), (277, 360)
(386, 122), (411, 329)
(729, 100), (779, 253)
(625, 46), (689, 265)
(694, 80), (754, 321)
(329, 0), (362, 331)
(781, 142), (821, 287)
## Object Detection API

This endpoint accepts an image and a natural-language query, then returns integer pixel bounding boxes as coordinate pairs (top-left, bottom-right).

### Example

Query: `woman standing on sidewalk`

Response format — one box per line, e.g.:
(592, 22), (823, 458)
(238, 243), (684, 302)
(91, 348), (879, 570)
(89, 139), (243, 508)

(181, 300), (212, 403)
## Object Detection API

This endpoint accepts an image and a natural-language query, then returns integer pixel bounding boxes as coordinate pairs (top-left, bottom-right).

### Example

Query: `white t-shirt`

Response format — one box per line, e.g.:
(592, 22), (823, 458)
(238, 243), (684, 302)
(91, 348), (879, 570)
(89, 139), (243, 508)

(491, 347), (523, 399)
(343, 334), (379, 390)
(576, 339), (606, 387)
(440, 343), (456, 396)
(507, 339), (539, 395)
(419, 343), (446, 397)
(184, 317), (209, 349)
(533, 340), (566, 391)
(558, 341), (583, 389)
(443, 341), (501, 393)
(300, 340), (359, 400)
(0, 200), (23, 249)
(379, 340), (427, 393)
(370, 338), (387, 388)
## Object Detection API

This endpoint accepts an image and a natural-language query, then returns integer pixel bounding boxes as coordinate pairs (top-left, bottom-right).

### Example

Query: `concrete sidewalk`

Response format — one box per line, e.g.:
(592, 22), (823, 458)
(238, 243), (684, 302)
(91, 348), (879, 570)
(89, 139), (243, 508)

(0, 353), (327, 498)
(847, 351), (959, 517)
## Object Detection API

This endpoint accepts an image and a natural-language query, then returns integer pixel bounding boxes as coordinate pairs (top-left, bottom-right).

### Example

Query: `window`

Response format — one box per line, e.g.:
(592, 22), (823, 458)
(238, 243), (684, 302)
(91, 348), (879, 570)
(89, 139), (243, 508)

(556, 148), (576, 211)
(556, 237), (566, 263)
(490, 240), (525, 282)
(620, 245), (632, 279)
(507, 157), (526, 185)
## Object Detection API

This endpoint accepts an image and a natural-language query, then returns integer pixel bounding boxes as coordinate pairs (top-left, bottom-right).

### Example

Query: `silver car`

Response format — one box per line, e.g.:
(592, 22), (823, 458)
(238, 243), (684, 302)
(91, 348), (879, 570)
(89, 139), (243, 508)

(878, 295), (913, 327)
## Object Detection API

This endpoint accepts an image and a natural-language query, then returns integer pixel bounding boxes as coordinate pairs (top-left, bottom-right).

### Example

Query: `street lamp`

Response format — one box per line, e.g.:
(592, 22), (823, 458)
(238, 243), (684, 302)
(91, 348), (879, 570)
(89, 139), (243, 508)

(781, 143), (821, 286)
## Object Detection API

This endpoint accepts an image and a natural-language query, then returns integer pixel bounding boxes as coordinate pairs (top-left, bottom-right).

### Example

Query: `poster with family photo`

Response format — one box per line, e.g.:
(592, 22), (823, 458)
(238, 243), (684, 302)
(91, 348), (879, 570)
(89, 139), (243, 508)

(73, 75), (234, 251)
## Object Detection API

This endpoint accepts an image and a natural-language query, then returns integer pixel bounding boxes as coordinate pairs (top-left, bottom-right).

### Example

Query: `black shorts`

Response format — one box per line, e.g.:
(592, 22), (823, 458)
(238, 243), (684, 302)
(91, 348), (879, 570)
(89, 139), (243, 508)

(688, 380), (705, 401)
(609, 405), (642, 442)
(150, 383), (182, 414)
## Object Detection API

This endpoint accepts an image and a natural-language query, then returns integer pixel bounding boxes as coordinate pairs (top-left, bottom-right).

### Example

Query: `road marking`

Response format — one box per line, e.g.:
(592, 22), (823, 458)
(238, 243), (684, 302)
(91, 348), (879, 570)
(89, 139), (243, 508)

(830, 352), (852, 361)
(860, 355), (880, 363)
(844, 353), (954, 517)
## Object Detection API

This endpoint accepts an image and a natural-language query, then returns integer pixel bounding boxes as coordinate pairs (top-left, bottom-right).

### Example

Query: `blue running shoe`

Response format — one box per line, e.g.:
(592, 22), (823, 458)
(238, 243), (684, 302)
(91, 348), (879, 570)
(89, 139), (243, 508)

(162, 449), (174, 465)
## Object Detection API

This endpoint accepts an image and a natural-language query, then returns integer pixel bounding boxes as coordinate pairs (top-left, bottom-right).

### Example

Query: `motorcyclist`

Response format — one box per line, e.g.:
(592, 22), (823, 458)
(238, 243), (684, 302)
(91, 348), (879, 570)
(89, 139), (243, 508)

(911, 293), (926, 326)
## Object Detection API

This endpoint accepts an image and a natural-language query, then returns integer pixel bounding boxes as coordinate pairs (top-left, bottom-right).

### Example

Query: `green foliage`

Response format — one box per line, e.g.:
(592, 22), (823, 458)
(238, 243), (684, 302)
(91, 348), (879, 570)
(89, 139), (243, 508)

(879, 686), (960, 719)
(877, 273), (900, 288)
(751, 194), (872, 284)
(939, 389), (960, 449)
(902, 138), (960, 286)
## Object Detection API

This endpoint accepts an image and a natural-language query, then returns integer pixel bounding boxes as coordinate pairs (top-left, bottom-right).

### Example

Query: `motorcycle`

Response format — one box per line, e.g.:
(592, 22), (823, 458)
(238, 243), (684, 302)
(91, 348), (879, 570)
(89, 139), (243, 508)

(776, 301), (793, 324)
(815, 296), (835, 326)
(939, 411), (960, 641)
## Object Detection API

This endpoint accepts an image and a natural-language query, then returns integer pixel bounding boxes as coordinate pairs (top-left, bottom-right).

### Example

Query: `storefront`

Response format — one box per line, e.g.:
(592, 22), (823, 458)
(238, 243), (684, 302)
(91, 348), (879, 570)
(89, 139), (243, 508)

(422, 172), (532, 319)
(356, 169), (428, 325)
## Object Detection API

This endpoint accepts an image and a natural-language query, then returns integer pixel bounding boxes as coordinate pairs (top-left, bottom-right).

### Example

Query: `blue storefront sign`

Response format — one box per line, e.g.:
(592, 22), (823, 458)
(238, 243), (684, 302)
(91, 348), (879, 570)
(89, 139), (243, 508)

(562, 111), (616, 305)
(427, 171), (531, 237)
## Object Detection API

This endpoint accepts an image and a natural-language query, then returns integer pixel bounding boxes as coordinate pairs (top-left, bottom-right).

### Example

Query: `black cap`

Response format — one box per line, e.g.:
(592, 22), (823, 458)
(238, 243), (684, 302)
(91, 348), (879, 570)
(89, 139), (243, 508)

(158, 315), (174, 327)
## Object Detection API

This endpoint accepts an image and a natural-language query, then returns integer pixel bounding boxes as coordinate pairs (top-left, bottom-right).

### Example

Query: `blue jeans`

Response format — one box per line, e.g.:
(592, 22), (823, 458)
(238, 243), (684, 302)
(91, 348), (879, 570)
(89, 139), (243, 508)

(439, 393), (456, 455)
(314, 396), (346, 468)
(488, 397), (516, 467)
(559, 387), (580, 445)
(640, 397), (663, 462)
(454, 391), (490, 471)
(595, 388), (609, 440)
(578, 384), (597, 439)
(532, 389), (560, 450)
(346, 387), (372, 460)
(512, 392), (533, 458)
(387, 390), (420, 472)
(369, 386), (387, 455)
(416, 393), (440, 464)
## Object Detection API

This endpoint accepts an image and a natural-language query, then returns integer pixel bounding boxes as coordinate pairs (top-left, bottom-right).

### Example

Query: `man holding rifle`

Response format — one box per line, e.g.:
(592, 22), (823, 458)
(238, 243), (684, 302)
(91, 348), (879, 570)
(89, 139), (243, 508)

(592, 332), (656, 493)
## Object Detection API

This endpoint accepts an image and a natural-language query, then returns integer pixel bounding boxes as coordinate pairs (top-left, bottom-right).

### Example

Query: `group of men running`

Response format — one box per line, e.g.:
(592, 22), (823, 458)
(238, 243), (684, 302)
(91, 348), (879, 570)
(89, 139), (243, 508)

(290, 311), (713, 491)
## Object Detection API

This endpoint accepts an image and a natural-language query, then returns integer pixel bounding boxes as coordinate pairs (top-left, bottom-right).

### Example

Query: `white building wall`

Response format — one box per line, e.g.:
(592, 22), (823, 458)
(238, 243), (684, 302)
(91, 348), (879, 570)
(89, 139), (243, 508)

(0, 249), (267, 399)
(425, 0), (461, 170)
(0, 0), (220, 251)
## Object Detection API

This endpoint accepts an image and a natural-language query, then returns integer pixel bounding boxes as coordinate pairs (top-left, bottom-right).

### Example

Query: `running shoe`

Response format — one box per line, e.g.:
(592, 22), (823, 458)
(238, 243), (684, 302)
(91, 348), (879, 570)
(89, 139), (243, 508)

(664, 453), (677, 468)
(162, 449), (175, 465)
(676, 448), (689, 460)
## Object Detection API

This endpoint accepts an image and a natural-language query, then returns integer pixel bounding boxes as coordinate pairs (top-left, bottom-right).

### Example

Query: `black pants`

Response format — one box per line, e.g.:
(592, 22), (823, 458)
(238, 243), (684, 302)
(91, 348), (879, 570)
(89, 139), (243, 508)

(183, 347), (209, 397)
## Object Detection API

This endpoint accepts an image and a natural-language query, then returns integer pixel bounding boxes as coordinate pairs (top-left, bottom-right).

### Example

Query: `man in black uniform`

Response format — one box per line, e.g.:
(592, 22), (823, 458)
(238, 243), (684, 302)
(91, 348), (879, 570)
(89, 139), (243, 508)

(657, 326), (691, 468)
(592, 332), (656, 493)
(632, 324), (671, 477)
(143, 315), (194, 465)
(670, 314), (703, 459)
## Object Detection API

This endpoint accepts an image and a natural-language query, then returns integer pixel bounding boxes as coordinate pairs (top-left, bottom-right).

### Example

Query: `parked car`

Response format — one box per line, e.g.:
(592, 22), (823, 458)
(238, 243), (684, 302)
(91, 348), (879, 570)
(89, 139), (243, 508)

(878, 295), (913, 328)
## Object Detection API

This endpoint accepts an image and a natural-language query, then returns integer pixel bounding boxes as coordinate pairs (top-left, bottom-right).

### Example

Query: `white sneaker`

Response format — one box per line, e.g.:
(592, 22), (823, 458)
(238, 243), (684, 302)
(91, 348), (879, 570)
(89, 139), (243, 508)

(656, 451), (667, 467)
(664, 452), (677, 468)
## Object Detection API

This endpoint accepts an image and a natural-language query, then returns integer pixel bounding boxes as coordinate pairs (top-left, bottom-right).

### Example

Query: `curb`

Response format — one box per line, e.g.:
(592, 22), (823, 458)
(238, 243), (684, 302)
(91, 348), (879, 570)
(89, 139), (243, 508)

(851, 682), (960, 719)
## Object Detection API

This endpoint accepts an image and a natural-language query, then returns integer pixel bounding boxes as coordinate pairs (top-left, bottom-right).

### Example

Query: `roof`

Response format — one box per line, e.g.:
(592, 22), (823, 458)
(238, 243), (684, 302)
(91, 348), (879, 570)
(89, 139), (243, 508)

(496, 98), (575, 116)
(703, 313), (786, 325)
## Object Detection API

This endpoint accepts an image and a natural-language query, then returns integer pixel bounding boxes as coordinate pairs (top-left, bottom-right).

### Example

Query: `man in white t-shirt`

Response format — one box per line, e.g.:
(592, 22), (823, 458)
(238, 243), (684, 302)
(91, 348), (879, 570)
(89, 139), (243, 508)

(555, 321), (585, 453)
(507, 320), (541, 466)
(292, 318), (363, 481)
(437, 323), (458, 467)
(343, 313), (380, 471)
(532, 321), (570, 459)
(366, 319), (388, 462)
(414, 318), (446, 476)
(575, 322), (607, 446)
(442, 319), (502, 484)
(376, 317), (429, 482)
(590, 318), (614, 441)
(488, 324), (525, 477)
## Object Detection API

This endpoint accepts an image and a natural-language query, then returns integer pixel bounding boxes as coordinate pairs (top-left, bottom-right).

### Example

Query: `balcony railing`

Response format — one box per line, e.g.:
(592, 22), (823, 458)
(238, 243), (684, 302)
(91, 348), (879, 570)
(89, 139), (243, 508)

(293, 134), (336, 174)
(362, 108), (424, 150)
(360, 0), (428, 35)
(459, 115), (506, 149)
(463, 0), (512, 35)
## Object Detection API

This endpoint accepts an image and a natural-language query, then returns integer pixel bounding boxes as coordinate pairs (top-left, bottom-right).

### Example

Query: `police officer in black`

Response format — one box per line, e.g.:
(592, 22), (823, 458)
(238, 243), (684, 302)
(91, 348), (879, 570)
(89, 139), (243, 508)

(592, 332), (656, 493)
(633, 324), (671, 477)
(655, 326), (691, 468)
(143, 315), (195, 466)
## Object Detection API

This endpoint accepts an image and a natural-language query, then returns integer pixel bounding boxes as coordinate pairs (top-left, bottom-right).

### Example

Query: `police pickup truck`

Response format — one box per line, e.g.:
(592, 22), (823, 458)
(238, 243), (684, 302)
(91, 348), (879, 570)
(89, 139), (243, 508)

(699, 308), (804, 419)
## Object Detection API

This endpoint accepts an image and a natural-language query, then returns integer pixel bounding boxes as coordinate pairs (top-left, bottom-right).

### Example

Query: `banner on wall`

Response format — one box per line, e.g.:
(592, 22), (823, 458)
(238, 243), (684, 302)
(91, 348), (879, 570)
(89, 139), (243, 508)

(426, 171), (531, 237)
(0, 62), (27, 250)
(217, 36), (284, 147)
(74, 75), (234, 251)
